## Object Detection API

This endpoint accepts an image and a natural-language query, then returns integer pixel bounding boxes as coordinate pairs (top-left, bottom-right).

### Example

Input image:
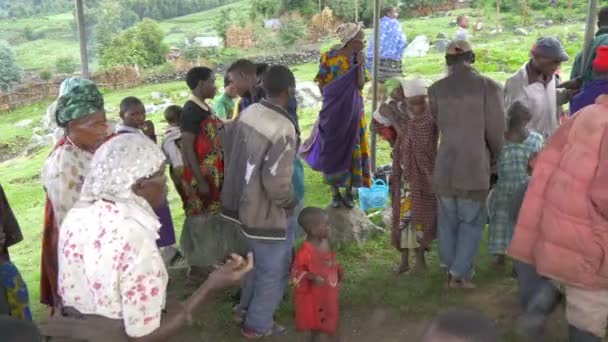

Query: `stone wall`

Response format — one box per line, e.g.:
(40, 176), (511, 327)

(142, 49), (321, 84)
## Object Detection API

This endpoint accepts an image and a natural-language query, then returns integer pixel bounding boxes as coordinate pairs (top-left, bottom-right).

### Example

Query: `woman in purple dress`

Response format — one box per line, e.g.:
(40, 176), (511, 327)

(116, 97), (177, 252)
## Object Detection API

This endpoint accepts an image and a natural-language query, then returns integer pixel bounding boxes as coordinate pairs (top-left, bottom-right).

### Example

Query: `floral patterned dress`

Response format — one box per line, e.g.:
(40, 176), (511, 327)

(314, 49), (372, 188)
(58, 200), (168, 338)
(40, 138), (93, 307)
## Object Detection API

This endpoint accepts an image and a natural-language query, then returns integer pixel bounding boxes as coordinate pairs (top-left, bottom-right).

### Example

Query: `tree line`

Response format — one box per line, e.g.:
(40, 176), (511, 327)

(0, 0), (238, 20)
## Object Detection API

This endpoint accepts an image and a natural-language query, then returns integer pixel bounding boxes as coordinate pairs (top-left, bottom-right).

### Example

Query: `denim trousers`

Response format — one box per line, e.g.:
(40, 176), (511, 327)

(239, 203), (302, 334)
(437, 196), (485, 279)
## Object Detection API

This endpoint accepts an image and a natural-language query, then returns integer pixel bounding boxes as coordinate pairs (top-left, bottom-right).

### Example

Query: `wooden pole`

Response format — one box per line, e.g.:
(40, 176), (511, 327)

(496, 0), (501, 30)
(581, 0), (599, 75)
(355, 0), (359, 22)
(371, 0), (380, 171)
(521, 0), (527, 26)
(568, 0), (573, 16)
(75, 0), (89, 78)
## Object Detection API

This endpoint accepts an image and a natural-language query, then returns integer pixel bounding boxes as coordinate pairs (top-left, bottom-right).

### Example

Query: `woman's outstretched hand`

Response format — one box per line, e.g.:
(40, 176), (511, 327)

(206, 253), (254, 290)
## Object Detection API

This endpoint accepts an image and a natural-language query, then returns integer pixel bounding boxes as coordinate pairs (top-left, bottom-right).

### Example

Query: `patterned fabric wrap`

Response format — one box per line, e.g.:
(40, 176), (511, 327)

(366, 16), (407, 66)
(182, 115), (224, 216)
(55, 78), (104, 128)
(312, 49), (372, 188)
(489, 132), (543, 255)
(0, 262), (32, 320)
(391, 108), (438, 249)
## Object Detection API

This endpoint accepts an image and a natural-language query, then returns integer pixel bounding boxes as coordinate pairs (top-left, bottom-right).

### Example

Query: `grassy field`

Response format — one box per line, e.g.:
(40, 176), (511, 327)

(0, 5), (592, 340)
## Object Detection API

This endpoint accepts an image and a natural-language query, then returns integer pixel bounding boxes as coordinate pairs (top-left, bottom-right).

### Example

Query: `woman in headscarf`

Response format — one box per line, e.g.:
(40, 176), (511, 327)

(391, 78), (438, 275)
(40, 78), (110, 309)
(300, 23), (372, 209)
(41, 134), (253, 341)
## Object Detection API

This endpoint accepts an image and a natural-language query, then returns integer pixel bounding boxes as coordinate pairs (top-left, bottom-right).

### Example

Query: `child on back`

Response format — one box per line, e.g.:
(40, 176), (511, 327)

(292, 207), (342, 342)
(116, 97), (178, 261)
(488, 101), (543, 266)
(161, 105), (187, 206)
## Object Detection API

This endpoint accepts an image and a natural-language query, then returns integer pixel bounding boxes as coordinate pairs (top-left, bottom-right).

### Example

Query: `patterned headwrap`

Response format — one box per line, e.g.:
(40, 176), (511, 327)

(336, 22), (363, 48)
(80, 134), (165, 204)
(55, 78), (104, 128)
(384, 77), (403, 95)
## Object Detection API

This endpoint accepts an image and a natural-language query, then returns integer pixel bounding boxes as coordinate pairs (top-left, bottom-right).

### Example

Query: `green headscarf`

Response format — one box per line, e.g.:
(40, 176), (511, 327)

(384, 77), (402, 96)
(55, 78), (104, 128)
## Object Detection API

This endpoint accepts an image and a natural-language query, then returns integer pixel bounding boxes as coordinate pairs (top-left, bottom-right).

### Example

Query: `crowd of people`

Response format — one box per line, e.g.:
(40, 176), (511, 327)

(0, 4), (607, 342)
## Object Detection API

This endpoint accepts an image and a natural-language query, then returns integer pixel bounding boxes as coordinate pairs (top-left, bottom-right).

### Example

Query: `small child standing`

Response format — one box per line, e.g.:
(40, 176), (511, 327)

(391, 78), (438, 275)
(489, 101), (543, 265)
(161, 105), (187, 207)
(116, 97), (177, 254)
(292, 207), (342, 342)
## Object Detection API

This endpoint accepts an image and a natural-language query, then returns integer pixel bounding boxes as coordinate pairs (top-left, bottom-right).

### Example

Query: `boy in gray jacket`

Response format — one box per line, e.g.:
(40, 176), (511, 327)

(222, 65), (298, 338)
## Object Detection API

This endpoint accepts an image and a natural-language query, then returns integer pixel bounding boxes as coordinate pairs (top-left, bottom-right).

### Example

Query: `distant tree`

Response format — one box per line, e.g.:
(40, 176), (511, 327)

(251, 0), (281, 19)
(279, 13), (306, 45)
(214, 8), (236, 40)
(40, 69), (53, 81)
(55, 57), (78, 74)
(0, 41), (23, 91)
(99, 19), (168, 68)
(281, 0), (317, 16)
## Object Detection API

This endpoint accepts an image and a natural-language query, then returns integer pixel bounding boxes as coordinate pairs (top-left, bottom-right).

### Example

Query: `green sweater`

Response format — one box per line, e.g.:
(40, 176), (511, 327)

(571, 27), (608, 82)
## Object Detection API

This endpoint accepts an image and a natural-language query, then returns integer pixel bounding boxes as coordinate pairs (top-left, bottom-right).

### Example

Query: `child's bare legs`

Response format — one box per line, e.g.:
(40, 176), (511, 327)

(309, 331), (322, 342)
(494, 254), (506, 267)
(412, 248), (427, 273)
(395, 249), (410, 274)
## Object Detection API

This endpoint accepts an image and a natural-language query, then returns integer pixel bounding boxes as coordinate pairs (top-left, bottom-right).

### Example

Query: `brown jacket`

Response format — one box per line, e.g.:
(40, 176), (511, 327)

(429, 64), (505, 201)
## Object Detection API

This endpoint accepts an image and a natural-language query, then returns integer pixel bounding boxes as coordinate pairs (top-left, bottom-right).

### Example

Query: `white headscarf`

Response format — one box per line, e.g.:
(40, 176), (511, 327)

(402, 77), (428, 98)
(80, 134), (166, 207)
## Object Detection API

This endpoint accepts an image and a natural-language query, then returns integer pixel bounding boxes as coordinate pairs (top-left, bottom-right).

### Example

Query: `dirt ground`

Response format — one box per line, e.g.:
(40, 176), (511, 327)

(166, 268), (570, 342)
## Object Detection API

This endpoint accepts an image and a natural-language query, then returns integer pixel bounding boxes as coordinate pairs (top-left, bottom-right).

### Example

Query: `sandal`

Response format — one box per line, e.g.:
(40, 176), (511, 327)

(241, 323), (288, 339)
(343, 191), (355, 209)
(331, 193), (343, 209)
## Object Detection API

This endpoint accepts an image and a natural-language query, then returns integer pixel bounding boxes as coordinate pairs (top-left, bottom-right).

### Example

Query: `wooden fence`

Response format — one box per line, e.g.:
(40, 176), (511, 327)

(0, 83), (59, 113)
(0, 66), (142, 113)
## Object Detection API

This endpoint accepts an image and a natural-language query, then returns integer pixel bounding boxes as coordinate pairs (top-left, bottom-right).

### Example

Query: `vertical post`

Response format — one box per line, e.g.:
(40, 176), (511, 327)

(355, 0), (359, 22)
(581, 0), (599, 76)
(496, 0), (501, 30)
(521, 0), (527, 26)
(75, 0), (89, 79)
(371, 0), (381, 171)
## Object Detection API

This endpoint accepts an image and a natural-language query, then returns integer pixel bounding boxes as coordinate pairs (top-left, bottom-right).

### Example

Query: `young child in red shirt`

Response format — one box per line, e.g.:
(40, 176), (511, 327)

(291, 207), (342, 341)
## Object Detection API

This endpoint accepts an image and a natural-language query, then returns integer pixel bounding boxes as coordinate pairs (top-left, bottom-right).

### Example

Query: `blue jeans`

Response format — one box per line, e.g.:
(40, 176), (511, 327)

(437, 196), (485, 279)
(239, 237), (292, 334)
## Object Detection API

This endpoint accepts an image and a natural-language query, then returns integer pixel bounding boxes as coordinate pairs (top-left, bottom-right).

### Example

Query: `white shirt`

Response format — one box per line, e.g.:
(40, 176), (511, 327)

(454, 26), (469, 41)
(58, 199), (168, 338)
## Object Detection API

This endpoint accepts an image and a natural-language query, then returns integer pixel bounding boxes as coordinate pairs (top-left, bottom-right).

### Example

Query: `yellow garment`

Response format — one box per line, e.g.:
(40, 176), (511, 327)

(399, 197), (422, 250)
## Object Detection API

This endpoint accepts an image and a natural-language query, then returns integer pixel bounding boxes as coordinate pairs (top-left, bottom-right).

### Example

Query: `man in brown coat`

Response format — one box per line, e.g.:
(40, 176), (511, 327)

(429, 40), (505, 288)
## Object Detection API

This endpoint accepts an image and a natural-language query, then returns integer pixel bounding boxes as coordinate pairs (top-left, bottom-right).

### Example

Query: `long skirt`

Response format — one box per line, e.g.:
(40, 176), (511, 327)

(181, 213), (249, 269)
(154, 201), (176, 248)
(377, 59), (403, 83)
(323, 113), (372, 189)
(40, 307), (129, 342)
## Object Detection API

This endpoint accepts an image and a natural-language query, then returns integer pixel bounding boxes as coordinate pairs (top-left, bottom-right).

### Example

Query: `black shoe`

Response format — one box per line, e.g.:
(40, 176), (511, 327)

(343, 192), (355, 209)
(331, 194), (342, 208)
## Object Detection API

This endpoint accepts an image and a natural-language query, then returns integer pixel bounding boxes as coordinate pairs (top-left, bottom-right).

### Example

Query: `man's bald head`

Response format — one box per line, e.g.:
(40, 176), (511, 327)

(421, 310), (499, 342)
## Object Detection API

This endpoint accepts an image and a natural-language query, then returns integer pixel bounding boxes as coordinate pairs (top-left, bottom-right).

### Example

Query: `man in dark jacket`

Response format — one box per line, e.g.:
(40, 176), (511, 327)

(429, 40), (505, 289)
(222, 65), (298, 338)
